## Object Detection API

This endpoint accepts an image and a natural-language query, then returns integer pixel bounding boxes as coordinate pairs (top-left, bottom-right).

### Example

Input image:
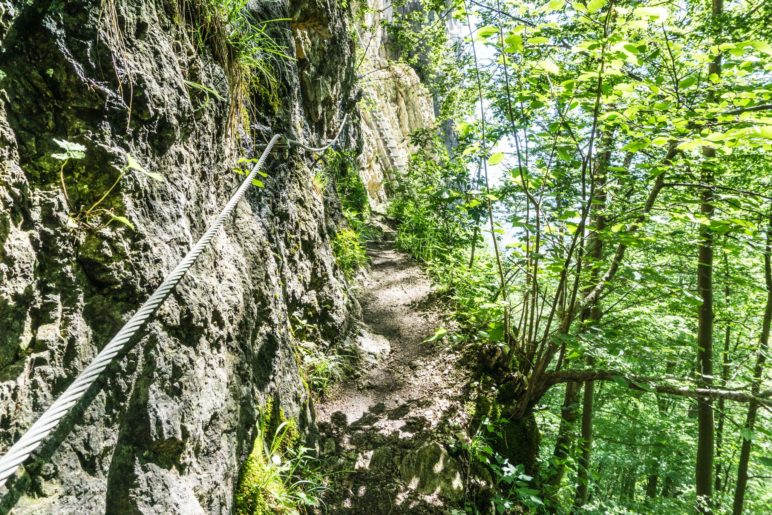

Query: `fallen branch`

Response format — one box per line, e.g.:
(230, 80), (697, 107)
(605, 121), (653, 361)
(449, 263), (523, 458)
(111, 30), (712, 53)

(542, 369), (772, 406)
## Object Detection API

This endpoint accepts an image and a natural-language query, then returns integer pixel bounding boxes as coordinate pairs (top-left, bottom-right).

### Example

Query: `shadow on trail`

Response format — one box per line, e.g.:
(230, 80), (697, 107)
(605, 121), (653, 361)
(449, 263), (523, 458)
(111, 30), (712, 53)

(313, 230), (473, 514)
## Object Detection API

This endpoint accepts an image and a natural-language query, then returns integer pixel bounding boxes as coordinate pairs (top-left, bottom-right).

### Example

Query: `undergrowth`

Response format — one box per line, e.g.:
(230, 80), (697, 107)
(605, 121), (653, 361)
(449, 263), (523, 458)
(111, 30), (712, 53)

(322, 150), (377, 280)
(452, 416), (545, 513)
(333, 228), (368, 280)
(290, 315), (358, 397)
(296, 339), (356, 397)
(235, 400), (324, 514)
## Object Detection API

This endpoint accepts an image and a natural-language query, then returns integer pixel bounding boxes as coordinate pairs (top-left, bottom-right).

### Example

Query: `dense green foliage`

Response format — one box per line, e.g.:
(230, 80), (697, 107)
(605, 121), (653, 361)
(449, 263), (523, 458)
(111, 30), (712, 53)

(387, 0), (771, 513)
(325, 149), (372, 279)
(333, 227), (369, 279)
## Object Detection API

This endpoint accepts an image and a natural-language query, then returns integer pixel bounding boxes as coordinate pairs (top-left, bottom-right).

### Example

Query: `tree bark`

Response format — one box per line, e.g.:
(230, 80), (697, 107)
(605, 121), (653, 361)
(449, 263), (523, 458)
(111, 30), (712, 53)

(573, 128), (611, 510)
(543, 382), (580, 498)
(695, 159), (715, 514)
(715, 259), (731, 499)
(696, 2), (722, 511)
(732, 206), (772, 515)
(574, 378), (595, 507)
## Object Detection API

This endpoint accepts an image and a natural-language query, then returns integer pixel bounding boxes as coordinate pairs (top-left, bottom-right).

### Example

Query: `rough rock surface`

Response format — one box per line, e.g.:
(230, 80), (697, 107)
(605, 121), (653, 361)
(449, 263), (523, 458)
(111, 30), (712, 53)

(0, 0), (381, 511)
(356, 0), (435, 208)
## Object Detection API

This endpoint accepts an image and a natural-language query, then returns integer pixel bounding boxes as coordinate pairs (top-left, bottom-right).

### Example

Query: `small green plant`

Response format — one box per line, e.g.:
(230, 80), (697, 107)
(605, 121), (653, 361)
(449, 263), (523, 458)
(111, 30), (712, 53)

(52, 139), (163, 230)
(455, 422), (544, 513)
(333, 228), (368, 279)
(325, 150), (369, 219)
(236, 403), (325, 514)
(312, 171), (328, 196)
(233, 156), (269, 187)
(296, 340), (353, 396)
(180, 1), (294, 129)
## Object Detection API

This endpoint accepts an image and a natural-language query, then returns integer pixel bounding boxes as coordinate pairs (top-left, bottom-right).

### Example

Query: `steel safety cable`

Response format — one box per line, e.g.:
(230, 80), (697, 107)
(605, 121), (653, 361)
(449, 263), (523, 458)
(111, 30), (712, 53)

(284, 113), (350, 153)
(0, 133), (281, 488)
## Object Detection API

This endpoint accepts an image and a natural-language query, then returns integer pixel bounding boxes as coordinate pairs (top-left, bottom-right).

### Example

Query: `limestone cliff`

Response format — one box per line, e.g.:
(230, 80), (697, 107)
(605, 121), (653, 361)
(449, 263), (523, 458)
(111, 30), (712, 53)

(0, 0), (366, 512)
(355, 0), (434, 209)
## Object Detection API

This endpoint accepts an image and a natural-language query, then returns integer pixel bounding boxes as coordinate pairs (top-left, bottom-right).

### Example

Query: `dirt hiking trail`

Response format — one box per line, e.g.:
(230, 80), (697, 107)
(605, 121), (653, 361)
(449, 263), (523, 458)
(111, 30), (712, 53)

(314, 229), (473, 514)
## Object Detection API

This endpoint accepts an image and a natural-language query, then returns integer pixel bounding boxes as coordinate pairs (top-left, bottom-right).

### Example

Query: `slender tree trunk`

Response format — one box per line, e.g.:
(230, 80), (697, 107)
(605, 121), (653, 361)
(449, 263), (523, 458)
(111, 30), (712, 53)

(646, 471), (658, 498)
(715, 259), (731, 499)
(696, 2), (722, 511)
(574, 378), (595, 506)
(620, 467), (636, 502)
(543, 382), (580, 498)
(573, 130), (611, 510)
(695, 143), (716, 515)
(732, 206), (772, 515)
(714, 323), (730, 493)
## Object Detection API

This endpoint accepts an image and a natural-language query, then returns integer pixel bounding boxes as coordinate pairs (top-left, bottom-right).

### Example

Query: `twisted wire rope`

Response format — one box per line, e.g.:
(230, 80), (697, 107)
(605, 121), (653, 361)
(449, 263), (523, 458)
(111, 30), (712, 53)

(0, 115), (349, 489)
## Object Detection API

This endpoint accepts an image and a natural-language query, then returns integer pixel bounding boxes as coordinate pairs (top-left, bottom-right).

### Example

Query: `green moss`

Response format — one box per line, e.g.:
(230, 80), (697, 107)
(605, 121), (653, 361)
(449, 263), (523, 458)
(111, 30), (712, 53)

(235, 399), (318, 514)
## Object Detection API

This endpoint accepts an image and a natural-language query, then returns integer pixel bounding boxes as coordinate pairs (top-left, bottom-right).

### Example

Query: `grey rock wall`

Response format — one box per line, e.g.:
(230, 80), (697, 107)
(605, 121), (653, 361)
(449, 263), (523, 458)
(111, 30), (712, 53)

(355, 0), (434, 209)
(0, 0), (364, 512)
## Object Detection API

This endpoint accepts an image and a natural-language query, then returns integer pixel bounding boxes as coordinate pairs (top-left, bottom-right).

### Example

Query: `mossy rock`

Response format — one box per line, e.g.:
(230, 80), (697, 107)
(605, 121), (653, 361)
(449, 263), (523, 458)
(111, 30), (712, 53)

(399, 441), (464, 501)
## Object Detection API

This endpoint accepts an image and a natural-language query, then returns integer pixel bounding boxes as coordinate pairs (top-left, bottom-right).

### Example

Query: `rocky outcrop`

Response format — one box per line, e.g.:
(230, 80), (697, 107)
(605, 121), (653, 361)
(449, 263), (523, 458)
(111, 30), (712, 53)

(0, 0), (362, 512)
(400, 442), (464, 502)
(355, 0), (434, 209)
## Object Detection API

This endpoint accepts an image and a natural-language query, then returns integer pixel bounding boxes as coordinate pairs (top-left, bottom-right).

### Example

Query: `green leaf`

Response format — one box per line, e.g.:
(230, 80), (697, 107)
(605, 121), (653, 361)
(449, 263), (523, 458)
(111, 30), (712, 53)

(504, 33), (523, 53)
(52, 138), (86, 160)
(678, 76), (697, 89)
(587, 0), (606, 13)
(488, 152), (505, 165)
(529, 36), (550, 45)
(622, 140), (650, 152)
(127, 154), (163, 181)
(548, 0), (565, 10)
(251, 179), (265, 188)
(623, 43), (640, 55)
(424, 327), (448, 343)
(109, 215), (135, 230)
(126, 154), (147, 173)
(476, 26), (498, 40)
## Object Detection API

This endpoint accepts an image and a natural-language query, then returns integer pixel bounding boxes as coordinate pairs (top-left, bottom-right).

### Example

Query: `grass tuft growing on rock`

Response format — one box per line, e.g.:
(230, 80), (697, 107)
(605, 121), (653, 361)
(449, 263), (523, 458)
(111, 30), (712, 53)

(178, 0), (293, 131)
(235, 401), (324, 514)
(333, 228), (368, 280)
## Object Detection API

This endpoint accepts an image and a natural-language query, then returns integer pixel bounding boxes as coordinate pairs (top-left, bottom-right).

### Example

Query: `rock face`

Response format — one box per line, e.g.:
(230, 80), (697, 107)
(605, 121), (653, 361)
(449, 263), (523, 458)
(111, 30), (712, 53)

(355, 0), (435, 209)
(0, 0), (407, 511)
